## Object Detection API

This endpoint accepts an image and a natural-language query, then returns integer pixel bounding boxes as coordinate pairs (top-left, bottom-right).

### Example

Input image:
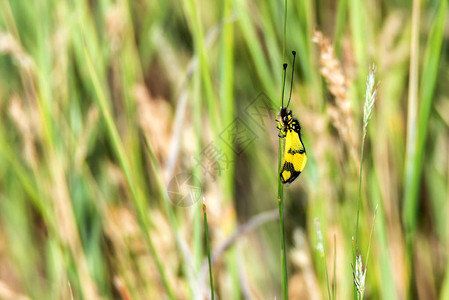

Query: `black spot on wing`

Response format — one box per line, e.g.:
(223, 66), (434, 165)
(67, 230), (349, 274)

(282, 162), (294, 171)
(280, 162), (301, 184)
(287, 148), (305, 154)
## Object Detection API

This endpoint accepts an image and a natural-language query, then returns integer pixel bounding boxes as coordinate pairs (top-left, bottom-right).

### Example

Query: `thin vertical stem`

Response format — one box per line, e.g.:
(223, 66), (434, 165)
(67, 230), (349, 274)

(403, 0), (420, 235)
(353, 135), (365, 300)
(355, 139), (365, 249)
(278, 0), (288, 299)
(203, 201), (214, 300)
(278, 195), (288, 299)
(333, 235), (337, 300)
(403, 0), (421, 296)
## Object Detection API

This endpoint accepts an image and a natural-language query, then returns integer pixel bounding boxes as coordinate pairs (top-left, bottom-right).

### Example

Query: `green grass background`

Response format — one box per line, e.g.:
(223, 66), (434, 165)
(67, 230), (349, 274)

(0, 0), (448, 299)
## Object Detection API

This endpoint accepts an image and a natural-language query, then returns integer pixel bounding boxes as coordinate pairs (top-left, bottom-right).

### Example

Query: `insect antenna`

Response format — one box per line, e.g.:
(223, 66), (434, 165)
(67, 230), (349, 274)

(286, 51), (296, 108)
(281, 63), (288, 108)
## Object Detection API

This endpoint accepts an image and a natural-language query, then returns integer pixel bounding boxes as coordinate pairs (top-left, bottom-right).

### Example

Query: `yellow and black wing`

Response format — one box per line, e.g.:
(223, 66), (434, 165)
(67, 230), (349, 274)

(280, 123), (307, 184)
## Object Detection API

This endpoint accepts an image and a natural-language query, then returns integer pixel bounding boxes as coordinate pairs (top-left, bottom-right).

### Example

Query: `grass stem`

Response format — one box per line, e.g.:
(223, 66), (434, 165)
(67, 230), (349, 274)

(354, 66), (377, 300)
(315, 219), (332, 300)
(277, 0), (289, 299)
(203, 201), (215, 300)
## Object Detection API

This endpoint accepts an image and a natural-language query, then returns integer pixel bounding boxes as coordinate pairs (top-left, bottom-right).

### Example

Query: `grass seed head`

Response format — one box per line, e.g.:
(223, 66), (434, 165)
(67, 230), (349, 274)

(363, 65), (378, 138)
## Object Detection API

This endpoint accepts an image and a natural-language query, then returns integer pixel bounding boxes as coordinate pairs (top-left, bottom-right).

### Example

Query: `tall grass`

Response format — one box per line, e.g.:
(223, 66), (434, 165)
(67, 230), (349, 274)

(277, 1), (289, 299)
(352, 65), (377, 300)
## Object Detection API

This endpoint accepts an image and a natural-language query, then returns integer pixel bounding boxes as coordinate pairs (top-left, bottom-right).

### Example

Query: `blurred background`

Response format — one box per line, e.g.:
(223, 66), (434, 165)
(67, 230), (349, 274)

(0, 0), (448, 299)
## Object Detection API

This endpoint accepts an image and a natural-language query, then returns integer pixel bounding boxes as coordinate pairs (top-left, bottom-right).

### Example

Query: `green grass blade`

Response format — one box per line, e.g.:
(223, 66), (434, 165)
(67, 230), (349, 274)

(203, 201), (215, 300)
(403, 0), (447, 235)
(83, 42), (177, 300)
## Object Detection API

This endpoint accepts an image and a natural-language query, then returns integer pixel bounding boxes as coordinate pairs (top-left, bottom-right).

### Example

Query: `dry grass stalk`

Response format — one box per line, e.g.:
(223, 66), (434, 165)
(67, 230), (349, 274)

(313, 30), (358, 161)
(133, 83), (172, 168)
(0, 32), (38, 105)
(289, 229), (321, 300)
(0, 32), (34, 72)
(74, 106), (100, 171)
(106, 5), (126, 52)
(8, 95), (38, 168)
